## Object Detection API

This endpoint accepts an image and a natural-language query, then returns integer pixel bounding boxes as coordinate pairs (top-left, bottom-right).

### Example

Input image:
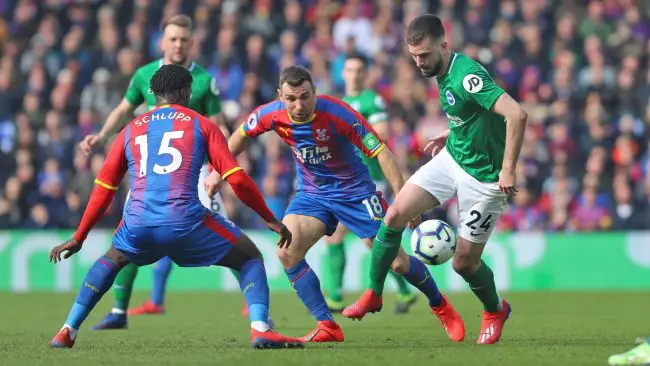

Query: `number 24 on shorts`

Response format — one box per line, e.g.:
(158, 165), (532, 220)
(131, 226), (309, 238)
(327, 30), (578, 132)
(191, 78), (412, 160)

(466, 210), (492, 236)
(362, 194), (384, 220)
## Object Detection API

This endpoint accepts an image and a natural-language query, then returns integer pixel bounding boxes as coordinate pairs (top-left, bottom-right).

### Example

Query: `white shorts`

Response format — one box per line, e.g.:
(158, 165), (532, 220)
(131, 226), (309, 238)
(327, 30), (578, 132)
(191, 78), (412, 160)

(407, 148), (507, 243)
(198, 164), (228, 219)
(125, 164), (228, 219)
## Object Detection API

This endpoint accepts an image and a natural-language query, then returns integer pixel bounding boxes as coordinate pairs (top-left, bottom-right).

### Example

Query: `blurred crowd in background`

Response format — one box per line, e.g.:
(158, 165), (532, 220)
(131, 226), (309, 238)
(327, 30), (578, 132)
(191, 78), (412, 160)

(0, 0), (650, 232)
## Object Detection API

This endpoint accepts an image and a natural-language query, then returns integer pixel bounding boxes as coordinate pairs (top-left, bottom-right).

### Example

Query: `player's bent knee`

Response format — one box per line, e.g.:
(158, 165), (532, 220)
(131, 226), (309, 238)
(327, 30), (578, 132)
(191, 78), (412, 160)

(103, 247), (129, 268)
(277, 247), (304, 269)
(383, 206), (409, 229)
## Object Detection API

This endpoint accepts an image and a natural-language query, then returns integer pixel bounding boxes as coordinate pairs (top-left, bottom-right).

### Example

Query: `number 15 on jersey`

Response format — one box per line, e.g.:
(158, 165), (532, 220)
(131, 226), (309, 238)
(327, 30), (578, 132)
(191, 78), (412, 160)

(134, 131), (185, 177)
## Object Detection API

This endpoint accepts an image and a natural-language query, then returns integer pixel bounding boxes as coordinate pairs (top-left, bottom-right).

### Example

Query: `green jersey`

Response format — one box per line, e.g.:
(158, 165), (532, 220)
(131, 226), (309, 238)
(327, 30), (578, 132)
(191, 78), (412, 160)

(124, 59), (221, 116)
(343, 89), (388, 182)
(438, 52), (506, 182)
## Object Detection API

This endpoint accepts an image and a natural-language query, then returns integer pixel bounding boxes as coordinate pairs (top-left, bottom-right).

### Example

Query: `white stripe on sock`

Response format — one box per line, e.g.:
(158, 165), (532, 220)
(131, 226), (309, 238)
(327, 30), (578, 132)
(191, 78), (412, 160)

(251, 321), (270, 332)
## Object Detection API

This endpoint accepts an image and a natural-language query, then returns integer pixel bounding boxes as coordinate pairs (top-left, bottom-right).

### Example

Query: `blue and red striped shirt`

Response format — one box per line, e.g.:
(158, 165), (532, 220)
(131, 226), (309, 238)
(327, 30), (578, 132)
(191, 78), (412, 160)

(240, 95), (385, 199)
(96, 104), (242, 227)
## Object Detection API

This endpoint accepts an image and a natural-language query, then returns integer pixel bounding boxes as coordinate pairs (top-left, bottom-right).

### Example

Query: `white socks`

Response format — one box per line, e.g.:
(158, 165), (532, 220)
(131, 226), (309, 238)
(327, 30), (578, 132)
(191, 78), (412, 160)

(62, 324), (79, 339)
(251, 321), (270, 332)
(111, 307), (126, 314)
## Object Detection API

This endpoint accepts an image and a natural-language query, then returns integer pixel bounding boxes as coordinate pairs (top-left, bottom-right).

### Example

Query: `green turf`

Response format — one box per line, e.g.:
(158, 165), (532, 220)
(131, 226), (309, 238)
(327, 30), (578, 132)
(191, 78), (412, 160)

(0, 291), (648, 366)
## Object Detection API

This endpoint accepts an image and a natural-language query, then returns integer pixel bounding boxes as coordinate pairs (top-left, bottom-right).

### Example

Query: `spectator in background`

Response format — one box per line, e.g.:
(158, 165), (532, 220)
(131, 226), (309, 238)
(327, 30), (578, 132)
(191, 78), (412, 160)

(332, 3), (373, 56)
(0, 0), (648, 232)
(611, 176), (645, 230)
(209, 27), (244, 102)
(80, 68), (121, 121)
(498, 186), (546, 232)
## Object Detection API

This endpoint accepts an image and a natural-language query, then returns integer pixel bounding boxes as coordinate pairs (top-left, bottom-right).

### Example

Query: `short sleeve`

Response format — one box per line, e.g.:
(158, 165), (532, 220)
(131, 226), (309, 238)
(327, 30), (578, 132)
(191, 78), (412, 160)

(123, 70), (144, 107)
(460, 64), (505, 111)
(239, 105), (274, 137)
(338, 104), (385, 158)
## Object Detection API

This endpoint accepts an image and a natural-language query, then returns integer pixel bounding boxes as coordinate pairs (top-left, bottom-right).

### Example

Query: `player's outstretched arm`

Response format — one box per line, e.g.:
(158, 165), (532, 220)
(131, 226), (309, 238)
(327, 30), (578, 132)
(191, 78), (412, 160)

(377, 147), (422, 228)
(201, 115), (291, 247)
(225, 171), (292, 248)
(52, 131), (128, 262)
(79, 99), (136, 156)
(492, 92), (528, 196)
(228, 127), (253, 157)
(377, 147), (404, 196)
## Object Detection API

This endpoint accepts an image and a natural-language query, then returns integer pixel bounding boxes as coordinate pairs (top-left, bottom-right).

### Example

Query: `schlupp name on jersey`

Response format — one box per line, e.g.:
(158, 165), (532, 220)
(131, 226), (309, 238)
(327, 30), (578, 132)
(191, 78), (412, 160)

(291, 145), (332, 165)
(134, 111), (193, 126)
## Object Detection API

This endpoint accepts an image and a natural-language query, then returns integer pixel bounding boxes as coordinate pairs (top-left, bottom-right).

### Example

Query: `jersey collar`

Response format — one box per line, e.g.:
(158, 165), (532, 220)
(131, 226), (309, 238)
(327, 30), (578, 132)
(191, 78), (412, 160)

(158, 58), (196, 71)
(438, 52), (458, 79)
(288, 112), (316, 124)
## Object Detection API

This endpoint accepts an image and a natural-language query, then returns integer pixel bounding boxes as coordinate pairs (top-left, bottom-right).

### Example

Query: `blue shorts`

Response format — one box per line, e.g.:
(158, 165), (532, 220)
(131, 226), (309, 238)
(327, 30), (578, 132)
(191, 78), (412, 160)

(113, 211), (241, 267)
(285, 191), (387, 239)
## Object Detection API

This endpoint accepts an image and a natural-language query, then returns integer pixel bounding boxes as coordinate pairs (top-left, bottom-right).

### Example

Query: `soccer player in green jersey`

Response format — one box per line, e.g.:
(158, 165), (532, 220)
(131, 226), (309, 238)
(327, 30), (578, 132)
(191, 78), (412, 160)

(324, 54), (417, 314)
(78, 15), (231, 329)
(344, 14), (528, 345)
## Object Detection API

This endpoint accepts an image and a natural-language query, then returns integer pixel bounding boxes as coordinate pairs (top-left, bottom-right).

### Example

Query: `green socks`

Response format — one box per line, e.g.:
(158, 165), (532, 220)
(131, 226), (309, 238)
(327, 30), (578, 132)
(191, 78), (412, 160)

(112, 263), (138, 311)
(389, 270), (412, 296)
(369, 222), (404, 296)
(463, 260), (501, 313)
(327, 243), (346, 302)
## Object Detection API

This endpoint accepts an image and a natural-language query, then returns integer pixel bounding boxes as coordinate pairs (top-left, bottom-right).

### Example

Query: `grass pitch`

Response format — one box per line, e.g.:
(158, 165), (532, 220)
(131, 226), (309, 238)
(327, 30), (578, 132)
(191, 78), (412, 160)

(1, 291), (648, 365)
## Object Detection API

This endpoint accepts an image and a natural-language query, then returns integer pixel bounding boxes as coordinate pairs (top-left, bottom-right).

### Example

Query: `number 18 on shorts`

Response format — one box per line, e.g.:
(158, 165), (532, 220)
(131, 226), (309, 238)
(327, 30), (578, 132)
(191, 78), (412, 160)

(285, 191), (388, 239)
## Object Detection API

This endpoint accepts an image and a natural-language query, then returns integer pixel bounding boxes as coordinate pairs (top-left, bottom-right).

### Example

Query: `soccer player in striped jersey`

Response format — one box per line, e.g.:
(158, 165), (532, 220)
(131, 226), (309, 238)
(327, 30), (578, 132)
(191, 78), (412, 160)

(49, 64), (303, 350)
(206, 66), (465, 343)
(79, 15), (234, 329)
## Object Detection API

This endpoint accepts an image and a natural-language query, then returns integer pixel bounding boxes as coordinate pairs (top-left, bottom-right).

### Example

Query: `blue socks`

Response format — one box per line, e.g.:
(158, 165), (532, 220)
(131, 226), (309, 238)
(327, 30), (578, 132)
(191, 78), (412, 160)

(65, 256), (121, 329)
(403, 255), (443, 307)
(238, 259), (269, 323)
(151, 257), (173, 306)
(286, 259), (333, 322)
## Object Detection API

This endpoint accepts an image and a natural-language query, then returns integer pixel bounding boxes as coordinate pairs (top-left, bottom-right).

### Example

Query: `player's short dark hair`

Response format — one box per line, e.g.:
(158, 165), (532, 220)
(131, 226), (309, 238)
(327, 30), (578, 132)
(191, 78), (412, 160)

(279, 65), (314, 88)
(150, 64), (193, 97)
(345, 53), (369, 68)
(406, 14), (445, 45)
(161, 14), (193, 32)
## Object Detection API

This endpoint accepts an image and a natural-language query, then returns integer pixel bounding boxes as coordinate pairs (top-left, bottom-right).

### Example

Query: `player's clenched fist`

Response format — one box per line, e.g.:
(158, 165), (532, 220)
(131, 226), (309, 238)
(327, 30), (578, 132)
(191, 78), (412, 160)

(79, 134), (106, 156)
(265, 219), (292, 248)
(49, 239), (83, 263)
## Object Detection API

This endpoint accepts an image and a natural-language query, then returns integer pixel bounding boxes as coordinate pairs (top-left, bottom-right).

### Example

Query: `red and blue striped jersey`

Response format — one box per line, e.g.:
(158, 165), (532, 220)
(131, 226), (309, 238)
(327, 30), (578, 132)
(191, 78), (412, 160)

(240, 95), (385, 199)
(95, 104), (241, 227)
